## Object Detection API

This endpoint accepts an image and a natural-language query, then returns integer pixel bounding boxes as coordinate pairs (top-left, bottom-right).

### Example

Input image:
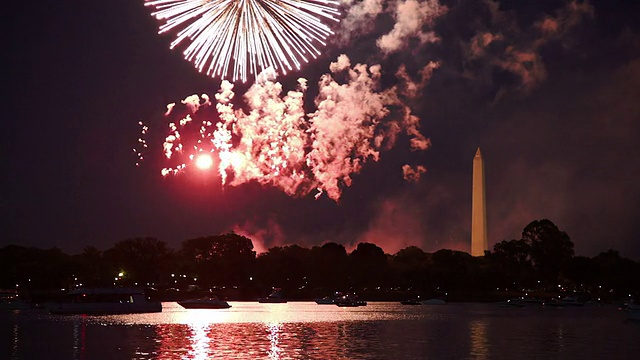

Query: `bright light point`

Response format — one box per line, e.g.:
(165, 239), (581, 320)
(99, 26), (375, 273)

(195, 153), (213, 170)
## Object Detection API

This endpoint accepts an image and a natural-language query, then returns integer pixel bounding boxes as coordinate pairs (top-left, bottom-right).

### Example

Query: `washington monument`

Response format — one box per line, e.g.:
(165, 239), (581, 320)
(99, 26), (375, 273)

(471, 147), (488, 256)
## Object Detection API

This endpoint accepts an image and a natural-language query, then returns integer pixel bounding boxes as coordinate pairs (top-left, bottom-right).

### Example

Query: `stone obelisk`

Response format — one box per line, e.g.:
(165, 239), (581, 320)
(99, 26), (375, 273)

(471, 147), (488, 256)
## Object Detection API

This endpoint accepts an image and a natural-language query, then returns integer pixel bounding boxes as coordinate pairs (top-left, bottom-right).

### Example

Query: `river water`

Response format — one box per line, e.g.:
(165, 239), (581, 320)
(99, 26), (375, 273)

(1, 302), (638, 359)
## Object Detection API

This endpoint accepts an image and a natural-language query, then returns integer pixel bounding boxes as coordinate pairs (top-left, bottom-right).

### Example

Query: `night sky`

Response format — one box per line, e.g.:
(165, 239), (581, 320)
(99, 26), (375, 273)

(4, 0), (640, 259)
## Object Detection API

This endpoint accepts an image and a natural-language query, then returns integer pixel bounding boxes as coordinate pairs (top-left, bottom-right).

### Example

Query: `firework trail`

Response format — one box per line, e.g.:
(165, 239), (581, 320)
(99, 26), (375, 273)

(145, 0), (341, 83)
(145, 55), (430, 201)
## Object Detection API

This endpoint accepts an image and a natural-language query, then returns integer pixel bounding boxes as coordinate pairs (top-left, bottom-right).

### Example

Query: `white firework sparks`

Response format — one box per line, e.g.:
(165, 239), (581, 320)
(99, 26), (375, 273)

(145, 0), (341, 83)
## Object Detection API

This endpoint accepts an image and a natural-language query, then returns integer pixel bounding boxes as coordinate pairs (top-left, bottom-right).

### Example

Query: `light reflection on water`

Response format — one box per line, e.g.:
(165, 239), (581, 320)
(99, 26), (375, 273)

(1, 302), (639, 359)
(469, 319), (488, 360)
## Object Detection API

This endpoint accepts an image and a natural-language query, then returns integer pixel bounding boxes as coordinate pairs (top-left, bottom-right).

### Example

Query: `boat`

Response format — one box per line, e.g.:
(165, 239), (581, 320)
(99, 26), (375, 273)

(335, 294), (367, 307)
(48, 287), (162, 315)
(0, 290), (30, 310)
(499, 298), (525, 308)
(315, 296), (336, 304)
(258, 289), (287, 303)
(315, 292), (343, 305)
(178, 296), (231, 309)
(520, 297), (545, 305)
(400, 299), (422, 305)
(543, 296), (586, 307)
(627, 304), (640, 321)
(421, 298), (447, 305)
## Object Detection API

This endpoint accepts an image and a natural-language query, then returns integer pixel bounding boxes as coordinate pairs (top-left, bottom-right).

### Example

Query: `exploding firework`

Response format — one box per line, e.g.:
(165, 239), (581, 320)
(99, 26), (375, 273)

(144, 0), (341, 83)
(143, 55), (431, 201)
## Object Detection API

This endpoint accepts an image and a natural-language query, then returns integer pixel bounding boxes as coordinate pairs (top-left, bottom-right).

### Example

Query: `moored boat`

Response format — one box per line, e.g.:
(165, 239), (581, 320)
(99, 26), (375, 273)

(627, 304), (640, 321)
(499, 298), (525, 308)
(0, 290), (30, 310)
(48, 287), (162, 315)
(335, 294), (367, 307)
(543, 296), (586, 307)
(178, 296), (231, 309)
(315, 297), (336, 304)
(258, 289), (287, 303)
(400, 299), (422, 305)
(520, 297), (545, 305)
(421, 298), (447, 305)
(315, 292), (343, 305)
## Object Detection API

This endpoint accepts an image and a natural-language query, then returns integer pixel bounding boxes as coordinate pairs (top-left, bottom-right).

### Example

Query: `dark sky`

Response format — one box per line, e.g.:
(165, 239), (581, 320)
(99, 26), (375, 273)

(4, 0), (640, 259)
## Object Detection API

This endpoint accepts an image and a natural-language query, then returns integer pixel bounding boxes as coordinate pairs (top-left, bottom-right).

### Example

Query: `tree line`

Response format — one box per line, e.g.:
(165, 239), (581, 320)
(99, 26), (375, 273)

(1, 219), (638, 302)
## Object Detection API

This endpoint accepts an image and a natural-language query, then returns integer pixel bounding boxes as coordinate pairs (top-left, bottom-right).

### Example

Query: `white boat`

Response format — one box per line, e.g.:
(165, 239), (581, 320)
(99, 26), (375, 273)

(258, 289), (287, 303)
(178, 297), (231, 309)
(48, 287), (162, 315)
(421, 298), (447, 305)
(0, 290), (30, 310)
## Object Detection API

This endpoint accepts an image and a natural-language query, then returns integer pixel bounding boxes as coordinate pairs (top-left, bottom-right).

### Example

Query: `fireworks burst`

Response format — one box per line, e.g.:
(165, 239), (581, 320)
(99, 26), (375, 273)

(144, 0), (341, 83)
(142, 56), (430, 201)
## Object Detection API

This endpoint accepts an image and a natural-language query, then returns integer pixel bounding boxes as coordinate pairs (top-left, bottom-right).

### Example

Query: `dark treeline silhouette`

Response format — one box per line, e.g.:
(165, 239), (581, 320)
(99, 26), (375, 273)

(2, 219), (639, 303)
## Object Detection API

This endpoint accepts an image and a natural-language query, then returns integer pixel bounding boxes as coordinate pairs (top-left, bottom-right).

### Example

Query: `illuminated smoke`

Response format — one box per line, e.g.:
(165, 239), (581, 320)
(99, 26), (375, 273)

(402, 165), (426, 182)
(338, 0), (447, 53)
(156, 55), (430, 200)
(376, 0), (447, 54)
(232, 219), (291, 254)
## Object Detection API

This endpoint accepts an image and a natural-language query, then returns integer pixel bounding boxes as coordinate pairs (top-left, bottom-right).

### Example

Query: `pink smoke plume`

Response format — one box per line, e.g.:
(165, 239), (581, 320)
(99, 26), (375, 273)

(156, 55), (431, 200)
(231, 219), (290, 254)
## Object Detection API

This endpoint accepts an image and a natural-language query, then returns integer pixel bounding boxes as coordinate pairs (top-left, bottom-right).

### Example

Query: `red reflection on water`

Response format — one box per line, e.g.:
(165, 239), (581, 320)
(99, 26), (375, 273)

(154, 318), (278, 359)
(155, 324), (193, 359)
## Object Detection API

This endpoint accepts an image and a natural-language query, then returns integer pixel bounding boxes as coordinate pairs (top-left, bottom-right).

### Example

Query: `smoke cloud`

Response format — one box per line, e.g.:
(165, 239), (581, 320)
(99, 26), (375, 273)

(231, 219), (290, 254)
(338, 0), (447, 53)
(463, 0), (594, 95)
(402, 165), (427, 182)
(158, 55), (431, 201)
(377, 0), (447, 54)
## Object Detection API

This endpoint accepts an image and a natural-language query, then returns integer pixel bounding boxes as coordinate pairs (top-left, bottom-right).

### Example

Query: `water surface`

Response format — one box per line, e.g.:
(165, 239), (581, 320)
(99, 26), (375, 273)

(1, 302), (638, 359)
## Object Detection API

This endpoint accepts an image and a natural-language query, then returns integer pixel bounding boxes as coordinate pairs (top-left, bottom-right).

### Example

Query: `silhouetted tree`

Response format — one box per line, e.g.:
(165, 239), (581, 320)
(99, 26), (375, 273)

(429, 249), (475, 295)
(564, 255), (596, 291)
(255, 245), (311, 292)
(389, 246), (430, 290)
(104, 237), (172, 285)
(180, 233), (256, 287)
(591, 249), (640, 299)
(521, 219), (574, 287)
(0, 245), (72, 290)
(490, 239), (533, 288)
(349, 242), (388, 289)
(70, 246), (111, 286)
(309, 242), (349, 291)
